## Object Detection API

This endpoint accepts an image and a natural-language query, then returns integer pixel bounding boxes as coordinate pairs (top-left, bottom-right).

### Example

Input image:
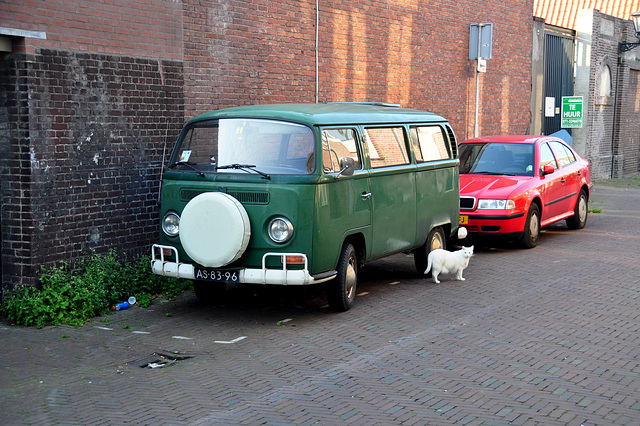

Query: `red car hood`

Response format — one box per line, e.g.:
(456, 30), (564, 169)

(459, 174), (532, 199)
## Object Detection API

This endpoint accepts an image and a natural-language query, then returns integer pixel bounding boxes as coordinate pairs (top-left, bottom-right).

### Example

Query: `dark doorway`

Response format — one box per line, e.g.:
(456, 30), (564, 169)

(543, 31), (575, 136)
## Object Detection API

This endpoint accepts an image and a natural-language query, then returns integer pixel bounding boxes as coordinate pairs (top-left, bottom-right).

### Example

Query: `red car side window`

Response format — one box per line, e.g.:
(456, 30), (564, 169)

(539, 143), (558, 170)
(549, 141), (576, 168)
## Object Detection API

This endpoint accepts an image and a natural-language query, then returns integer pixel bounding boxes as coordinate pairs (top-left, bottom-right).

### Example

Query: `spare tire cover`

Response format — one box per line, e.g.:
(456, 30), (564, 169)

(179, 192), (251, 268)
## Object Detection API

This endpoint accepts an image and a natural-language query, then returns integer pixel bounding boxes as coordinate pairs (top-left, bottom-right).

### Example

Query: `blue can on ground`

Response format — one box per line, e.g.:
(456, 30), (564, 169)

(115, 302), (129, 311)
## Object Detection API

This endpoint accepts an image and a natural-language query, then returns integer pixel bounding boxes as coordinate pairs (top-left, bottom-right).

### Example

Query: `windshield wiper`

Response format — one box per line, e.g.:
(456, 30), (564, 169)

(216, 164), (270, 180)
(168, 161), (205, 177)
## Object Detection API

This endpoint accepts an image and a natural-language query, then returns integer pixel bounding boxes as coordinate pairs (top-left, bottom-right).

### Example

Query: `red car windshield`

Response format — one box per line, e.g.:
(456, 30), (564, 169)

(459, 142), (535, 177)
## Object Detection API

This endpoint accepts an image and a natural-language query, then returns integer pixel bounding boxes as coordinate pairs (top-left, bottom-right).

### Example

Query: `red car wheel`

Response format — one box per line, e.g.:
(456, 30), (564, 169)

(519, 203), (540, 249)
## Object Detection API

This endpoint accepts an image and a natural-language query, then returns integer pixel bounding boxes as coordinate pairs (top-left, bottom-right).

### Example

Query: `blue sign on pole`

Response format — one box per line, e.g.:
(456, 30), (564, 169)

(469, 23), (493, 60)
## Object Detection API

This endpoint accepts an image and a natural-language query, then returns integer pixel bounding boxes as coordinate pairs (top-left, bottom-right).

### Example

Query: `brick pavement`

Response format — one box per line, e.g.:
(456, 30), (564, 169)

(1, 182), (640, 425)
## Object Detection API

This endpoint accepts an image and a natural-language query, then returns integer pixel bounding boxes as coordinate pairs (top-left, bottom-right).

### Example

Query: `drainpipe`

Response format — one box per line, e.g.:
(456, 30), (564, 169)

(315, 0), (319, 103)
(610, 56), (621, 179)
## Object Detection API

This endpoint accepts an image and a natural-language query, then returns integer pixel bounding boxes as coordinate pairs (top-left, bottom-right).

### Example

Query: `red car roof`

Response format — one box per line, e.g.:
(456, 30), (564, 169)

(460, 135), (545, 144)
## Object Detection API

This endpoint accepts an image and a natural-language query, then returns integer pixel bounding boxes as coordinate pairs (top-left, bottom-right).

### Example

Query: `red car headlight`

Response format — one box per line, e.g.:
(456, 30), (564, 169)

(477, 199), (516, 210)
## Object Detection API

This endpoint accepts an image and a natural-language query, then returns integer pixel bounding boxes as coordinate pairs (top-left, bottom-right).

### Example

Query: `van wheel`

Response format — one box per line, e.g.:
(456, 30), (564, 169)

(193, 281), (226, 304)
(414, 227), (445, 276)
(326, 243), (357, 312)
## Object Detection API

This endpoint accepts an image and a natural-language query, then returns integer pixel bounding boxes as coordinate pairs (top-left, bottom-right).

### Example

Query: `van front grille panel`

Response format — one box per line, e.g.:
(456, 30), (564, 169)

(180, 189), (206, 201)
(178, 188), (269, 205)
(227, 191), (269, 204)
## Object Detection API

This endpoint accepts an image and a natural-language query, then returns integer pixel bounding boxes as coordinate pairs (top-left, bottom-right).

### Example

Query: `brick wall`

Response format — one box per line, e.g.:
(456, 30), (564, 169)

(0, 53), (35, 286)
(181, 0), (534, 140)
(575, 10), (640, 179)
(618, 67), (640, 176)
(4, 0), (183, 60)
(0, 49), (184, 289)
(1, 0), (534, 290)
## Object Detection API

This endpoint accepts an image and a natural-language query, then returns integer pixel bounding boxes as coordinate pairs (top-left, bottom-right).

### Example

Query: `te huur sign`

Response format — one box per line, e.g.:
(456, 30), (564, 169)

(561, 96), (584, 128)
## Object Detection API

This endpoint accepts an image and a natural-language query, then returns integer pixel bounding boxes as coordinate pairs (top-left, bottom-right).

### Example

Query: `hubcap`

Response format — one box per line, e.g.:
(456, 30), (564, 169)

(530, 212), (540, 239)
(431, 233), (443, 251)
(345, 257), (357, 300)
(579, 196), (587, 222)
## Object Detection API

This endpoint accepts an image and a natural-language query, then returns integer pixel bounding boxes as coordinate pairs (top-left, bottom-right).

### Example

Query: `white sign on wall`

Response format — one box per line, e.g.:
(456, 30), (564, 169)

(545, 97), (555, 117)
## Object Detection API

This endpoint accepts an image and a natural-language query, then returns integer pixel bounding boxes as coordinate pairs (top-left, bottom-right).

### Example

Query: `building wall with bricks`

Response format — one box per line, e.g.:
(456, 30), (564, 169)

(574, 9), (640, 179)
(0, 0), (534, 290)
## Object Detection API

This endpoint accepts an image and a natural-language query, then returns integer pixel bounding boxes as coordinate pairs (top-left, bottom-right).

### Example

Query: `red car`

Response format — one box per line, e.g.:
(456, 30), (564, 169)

(458, 135), (593, 248)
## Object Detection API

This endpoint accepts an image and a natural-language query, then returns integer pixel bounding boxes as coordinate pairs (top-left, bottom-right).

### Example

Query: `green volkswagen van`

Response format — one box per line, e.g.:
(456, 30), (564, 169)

(151, 103), (466, 311)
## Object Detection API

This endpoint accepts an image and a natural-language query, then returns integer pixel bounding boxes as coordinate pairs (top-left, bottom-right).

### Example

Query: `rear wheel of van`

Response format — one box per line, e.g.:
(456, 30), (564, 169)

(326, 243), (357, 312)
(193, 281), (226, 304)
(414, 227), (446, 277)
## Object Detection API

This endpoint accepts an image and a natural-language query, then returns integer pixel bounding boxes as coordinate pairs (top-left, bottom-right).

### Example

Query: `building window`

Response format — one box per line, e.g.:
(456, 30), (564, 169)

(597, 64), (612, 105)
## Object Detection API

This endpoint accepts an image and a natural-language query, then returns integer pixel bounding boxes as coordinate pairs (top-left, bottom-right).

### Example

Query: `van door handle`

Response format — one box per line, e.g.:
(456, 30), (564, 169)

(361, 192), (372, 200)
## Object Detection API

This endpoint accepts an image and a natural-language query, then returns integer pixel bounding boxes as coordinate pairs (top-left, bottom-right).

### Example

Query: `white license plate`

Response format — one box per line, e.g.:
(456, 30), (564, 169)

(194, 268), (239, 282)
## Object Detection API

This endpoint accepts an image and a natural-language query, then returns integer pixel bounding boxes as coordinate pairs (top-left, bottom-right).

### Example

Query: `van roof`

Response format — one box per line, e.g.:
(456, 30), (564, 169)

(190, 103), (447, 126)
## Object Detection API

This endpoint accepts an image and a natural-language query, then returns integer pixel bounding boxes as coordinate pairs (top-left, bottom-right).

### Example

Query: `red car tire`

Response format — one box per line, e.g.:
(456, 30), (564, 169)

(519, 203), (540, 249)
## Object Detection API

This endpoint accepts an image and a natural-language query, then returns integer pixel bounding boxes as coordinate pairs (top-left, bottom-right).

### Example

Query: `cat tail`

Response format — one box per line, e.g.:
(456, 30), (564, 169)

(424, 254), (432, 275)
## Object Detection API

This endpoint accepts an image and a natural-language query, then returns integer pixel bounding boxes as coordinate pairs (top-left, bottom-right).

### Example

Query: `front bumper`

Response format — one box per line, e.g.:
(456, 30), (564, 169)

(151, 244), (336, 285)
(460, 211), (526, 235)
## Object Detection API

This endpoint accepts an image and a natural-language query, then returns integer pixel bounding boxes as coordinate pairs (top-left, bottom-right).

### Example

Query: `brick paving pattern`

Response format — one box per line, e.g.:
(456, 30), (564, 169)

(1, 183), (639, 425)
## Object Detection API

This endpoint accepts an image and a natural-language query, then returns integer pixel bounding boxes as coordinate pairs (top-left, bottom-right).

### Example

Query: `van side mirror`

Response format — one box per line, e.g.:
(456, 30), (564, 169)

(541, 164), (555, 176)
(338, 157), (355, 177)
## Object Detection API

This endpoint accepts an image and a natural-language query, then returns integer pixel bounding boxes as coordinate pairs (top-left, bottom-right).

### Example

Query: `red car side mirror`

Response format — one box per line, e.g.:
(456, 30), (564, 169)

(541, 164), (555, 176)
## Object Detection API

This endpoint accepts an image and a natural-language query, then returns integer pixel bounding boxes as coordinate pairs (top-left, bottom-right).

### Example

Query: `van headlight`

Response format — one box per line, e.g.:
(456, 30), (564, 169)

(268, 217), (293, 243)
(162, 212), (180, 236)
(477, 199), (516, 210)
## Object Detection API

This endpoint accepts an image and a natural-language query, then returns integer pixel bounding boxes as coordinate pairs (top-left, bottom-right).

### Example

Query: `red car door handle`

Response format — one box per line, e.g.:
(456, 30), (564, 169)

(561, 178), (566, 183)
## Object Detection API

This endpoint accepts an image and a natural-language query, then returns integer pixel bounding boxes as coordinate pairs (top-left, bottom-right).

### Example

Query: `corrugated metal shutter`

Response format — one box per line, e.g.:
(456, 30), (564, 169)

(543, 32), (575, 135)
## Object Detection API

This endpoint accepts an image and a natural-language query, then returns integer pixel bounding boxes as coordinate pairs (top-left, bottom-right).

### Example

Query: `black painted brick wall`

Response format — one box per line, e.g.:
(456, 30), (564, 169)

(0, 49), (184, 291)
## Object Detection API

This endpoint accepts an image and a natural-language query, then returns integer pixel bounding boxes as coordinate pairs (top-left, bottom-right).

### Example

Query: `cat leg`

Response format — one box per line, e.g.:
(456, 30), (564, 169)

(432, 271), (440, 284)
(456, 269), (465, 281)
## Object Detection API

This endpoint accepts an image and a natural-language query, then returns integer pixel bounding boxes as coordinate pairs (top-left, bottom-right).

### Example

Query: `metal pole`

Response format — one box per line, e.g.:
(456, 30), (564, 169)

(474, 24), (483, 138)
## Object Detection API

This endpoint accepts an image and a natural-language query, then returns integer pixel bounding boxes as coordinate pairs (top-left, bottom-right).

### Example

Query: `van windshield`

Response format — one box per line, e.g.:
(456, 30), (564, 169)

(169, 118), (316, 175)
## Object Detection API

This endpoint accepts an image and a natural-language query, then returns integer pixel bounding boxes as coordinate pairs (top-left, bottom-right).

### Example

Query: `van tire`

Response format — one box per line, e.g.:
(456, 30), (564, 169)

(326, 243), (357, 312)
(414, 227), (446, 276)
(193, 281), (226, 304)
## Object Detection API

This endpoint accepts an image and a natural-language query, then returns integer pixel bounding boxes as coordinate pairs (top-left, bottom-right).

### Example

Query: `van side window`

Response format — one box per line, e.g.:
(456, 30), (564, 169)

(179, 124), (219, 167)
(411, 126), (450, 162)
(364, 127), (409, 168)
(321, 128), (361, 173)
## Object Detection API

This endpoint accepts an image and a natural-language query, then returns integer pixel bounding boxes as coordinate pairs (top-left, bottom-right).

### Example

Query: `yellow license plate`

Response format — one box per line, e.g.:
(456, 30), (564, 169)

(459, 215), (468, 225)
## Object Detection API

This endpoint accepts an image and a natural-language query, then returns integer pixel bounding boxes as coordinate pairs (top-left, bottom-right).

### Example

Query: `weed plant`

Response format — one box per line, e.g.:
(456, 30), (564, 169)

(1, 250), (191, 328)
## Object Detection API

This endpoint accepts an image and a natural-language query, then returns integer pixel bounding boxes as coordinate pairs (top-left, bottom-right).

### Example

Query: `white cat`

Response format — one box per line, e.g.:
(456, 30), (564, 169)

(424, 246), (474, 284)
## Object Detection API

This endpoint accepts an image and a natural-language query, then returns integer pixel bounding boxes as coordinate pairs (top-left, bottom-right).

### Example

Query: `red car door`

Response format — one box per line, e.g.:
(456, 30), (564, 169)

(549, 141), (580, 215)
(538, 142), (568, 223)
